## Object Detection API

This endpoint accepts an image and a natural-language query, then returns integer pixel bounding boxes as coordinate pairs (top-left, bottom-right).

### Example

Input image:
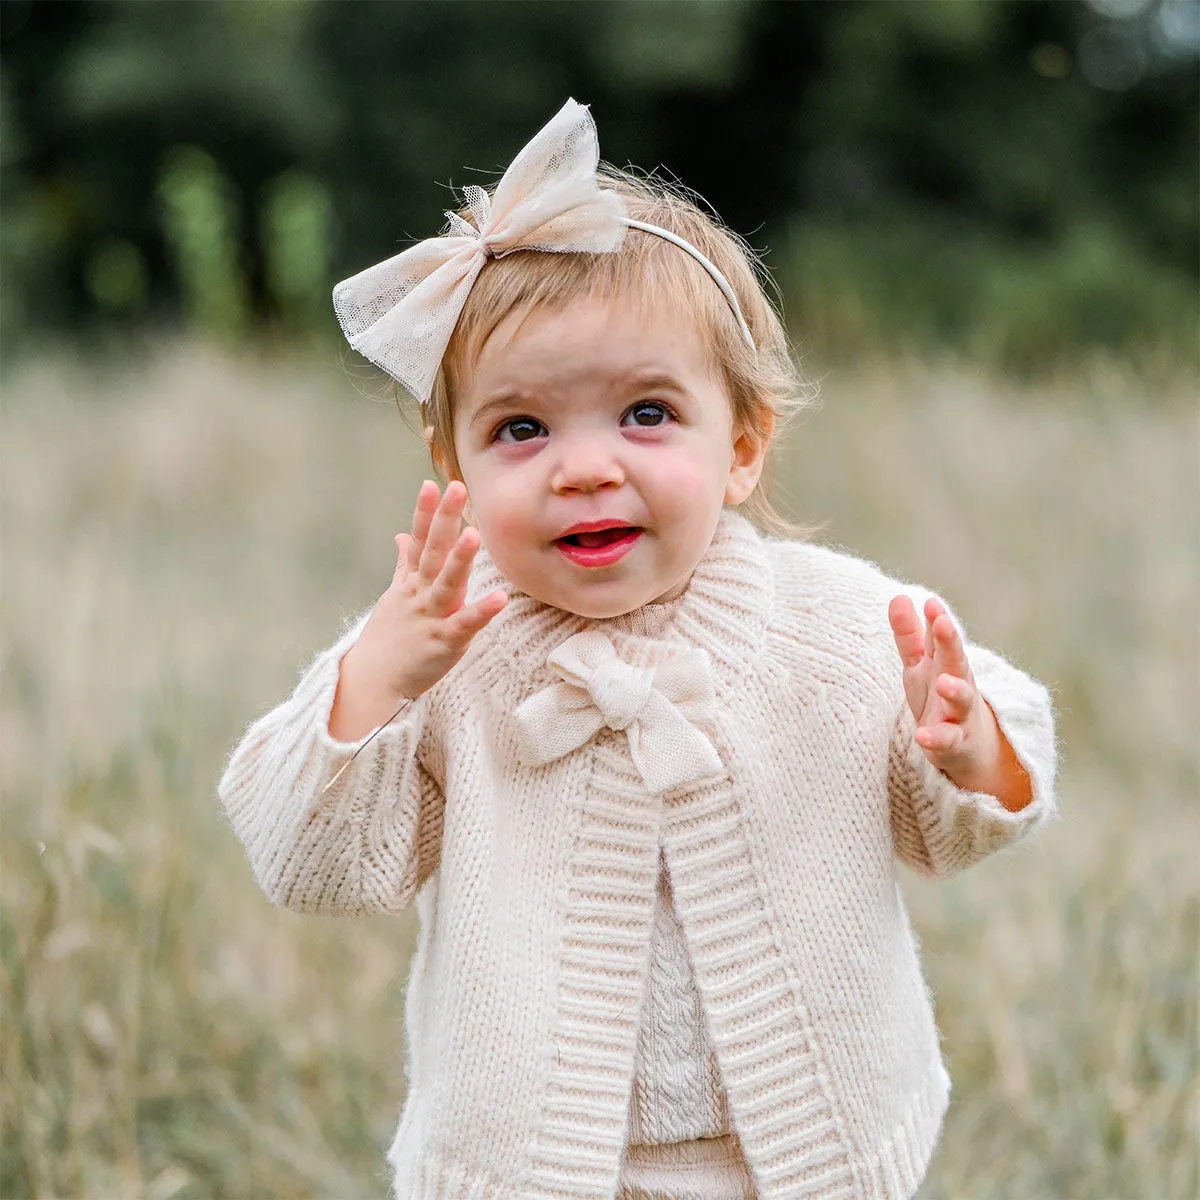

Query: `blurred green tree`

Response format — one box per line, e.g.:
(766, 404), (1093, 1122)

(262, 169), (333, 336)
(157, 146), (248, 341)
(0, 0), (1195, 370)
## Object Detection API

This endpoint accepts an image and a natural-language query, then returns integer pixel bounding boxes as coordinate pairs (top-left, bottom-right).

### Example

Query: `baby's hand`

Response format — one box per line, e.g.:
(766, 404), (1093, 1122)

(887, 594), (1003, 790)
(328, 480), (508, 740)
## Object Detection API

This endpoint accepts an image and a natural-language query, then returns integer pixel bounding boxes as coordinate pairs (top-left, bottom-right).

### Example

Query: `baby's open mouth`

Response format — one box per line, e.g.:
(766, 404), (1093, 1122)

(557, 527), (642, 548)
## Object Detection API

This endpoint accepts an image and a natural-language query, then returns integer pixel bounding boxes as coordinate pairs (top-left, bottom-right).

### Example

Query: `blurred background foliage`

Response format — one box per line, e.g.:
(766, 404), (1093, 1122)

(1, 0), (1196, 374)
(4, 4), (1199, 1196)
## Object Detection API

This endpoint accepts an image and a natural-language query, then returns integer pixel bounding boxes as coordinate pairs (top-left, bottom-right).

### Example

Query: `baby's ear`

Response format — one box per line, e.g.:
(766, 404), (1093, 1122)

(426, 427), (452, 480)
(725, 409), (774, 504)
(424, 425), (441, 467)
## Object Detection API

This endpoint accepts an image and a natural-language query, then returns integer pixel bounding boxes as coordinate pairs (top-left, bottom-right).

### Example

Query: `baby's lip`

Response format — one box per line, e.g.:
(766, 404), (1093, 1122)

(555, 519), (643, 540)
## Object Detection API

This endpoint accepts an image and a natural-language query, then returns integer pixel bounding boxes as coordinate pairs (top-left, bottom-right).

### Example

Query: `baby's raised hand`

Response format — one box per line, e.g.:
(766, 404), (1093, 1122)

(887, 593), (1003, 790)
(328, 480), (508, 741)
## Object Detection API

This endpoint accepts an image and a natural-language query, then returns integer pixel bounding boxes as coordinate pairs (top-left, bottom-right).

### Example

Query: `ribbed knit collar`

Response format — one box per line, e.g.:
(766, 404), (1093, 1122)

(466, 506), (775, 699)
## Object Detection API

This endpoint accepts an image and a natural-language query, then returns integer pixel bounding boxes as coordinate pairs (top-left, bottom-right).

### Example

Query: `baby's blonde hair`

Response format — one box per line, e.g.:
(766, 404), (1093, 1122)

(410, 165), (820, 539)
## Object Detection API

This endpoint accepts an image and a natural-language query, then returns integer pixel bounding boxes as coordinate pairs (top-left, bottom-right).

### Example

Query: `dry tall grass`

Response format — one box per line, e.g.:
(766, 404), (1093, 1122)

(3, 341), (1196, 1199)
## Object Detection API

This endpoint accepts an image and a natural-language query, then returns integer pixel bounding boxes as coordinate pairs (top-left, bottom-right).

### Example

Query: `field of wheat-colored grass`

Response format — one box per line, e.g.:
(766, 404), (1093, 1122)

(3, 341), (1196, 1199)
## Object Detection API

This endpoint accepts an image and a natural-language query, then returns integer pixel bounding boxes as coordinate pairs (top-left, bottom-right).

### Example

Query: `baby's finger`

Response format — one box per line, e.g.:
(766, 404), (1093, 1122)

(935, 672), (976, 722)
(408, 480), (440, 574)
(428, 527), (480, 612)
(393, 533), (412, 585)
(931, 613), (971, 680)
(419, 481), (467, 582)
(924, 595), (950, 623)
(922, 596), (946, 666)
(445, 588), (508, 641)
(888, 595), (926, 669)
(915, 721), (965, 755)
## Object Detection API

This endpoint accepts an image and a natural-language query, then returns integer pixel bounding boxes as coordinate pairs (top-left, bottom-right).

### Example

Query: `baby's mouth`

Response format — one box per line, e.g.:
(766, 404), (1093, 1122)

(557, 526), (642, 548)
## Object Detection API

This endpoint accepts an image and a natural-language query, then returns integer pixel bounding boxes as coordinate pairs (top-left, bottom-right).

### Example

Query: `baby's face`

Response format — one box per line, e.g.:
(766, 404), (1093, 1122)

(446, 298), (766, 618)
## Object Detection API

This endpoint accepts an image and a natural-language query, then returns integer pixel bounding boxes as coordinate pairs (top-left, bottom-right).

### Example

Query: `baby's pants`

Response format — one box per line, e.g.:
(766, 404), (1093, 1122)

(616, 1134), (758, 1200)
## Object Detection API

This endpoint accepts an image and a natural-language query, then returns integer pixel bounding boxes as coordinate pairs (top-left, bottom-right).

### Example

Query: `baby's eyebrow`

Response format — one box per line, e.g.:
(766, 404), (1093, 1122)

(623, 371), (690, 395)
(469, 393), (527, 429)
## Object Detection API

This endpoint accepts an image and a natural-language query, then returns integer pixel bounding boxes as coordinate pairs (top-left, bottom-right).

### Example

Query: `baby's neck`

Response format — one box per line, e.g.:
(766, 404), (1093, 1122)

(563, 584), (691, 641)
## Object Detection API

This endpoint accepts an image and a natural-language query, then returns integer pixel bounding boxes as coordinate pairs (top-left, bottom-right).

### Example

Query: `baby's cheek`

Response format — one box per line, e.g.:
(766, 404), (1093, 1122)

(472, 479), (530, 541)
(485, 505), (529, 548)
(651, 456), (722, 514)
(664, 460), (706, 487)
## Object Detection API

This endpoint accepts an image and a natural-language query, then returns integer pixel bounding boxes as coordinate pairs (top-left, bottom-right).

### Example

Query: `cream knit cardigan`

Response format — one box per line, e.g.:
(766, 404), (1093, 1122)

(219, 508), (1059, 1200)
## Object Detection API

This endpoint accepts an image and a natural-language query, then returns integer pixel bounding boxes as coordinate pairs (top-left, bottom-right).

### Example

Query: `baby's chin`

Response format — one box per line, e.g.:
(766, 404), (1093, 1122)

(505, 572), (693, 620)
(516, 582), (652, 619)
(481, 538), (698, 619)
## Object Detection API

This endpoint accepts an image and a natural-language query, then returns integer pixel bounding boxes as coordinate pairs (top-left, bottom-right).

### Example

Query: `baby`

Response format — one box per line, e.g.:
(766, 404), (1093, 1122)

(220, 99), (1058, 1200)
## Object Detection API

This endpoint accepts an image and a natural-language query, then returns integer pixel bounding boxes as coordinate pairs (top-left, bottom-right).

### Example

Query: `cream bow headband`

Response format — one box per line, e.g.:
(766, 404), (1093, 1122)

(332, 98), (756, 405)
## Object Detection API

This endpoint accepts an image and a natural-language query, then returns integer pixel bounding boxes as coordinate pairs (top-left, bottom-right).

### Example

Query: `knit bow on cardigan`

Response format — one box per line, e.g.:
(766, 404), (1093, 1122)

(513, 630), (724, 792)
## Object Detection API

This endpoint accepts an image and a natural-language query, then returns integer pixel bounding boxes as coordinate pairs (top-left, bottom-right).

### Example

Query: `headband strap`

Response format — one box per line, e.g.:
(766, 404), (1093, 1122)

(623, 218), (754, 350)
(332, 98), (755, 406)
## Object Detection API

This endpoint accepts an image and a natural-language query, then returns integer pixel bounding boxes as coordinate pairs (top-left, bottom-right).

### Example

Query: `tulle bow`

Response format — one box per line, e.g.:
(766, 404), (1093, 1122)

(332, 98), (627, 404)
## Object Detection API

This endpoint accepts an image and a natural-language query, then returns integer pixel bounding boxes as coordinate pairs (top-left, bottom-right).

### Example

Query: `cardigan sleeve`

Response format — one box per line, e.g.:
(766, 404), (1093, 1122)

(218, 610), (443, 915)
(884, 584), (1060, 880)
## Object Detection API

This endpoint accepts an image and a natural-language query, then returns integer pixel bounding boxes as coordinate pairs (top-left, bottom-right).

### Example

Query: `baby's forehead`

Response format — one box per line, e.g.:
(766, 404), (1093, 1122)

(466, 299), (715, 391)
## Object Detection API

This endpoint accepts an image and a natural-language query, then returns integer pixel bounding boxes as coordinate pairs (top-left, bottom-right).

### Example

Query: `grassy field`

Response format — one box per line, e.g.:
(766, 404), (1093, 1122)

(2, 340), (1196, 1199)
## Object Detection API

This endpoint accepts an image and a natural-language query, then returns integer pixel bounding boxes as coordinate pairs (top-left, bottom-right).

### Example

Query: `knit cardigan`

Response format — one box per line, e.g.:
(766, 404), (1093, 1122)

(219, 507), (1059, 1200)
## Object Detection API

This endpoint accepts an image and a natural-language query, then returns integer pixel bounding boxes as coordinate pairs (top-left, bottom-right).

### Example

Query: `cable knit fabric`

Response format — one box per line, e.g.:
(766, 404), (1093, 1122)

(618, 1135), (756, 1200)
(626, 855), (732, 1146)
(218, 508), (1059, 1200)
(620, 855), (745, 1198)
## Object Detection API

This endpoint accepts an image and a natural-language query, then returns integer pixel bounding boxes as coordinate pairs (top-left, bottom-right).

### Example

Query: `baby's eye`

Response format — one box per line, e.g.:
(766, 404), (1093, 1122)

(621, 401), (677, 428)
(493, 417), (546, 444)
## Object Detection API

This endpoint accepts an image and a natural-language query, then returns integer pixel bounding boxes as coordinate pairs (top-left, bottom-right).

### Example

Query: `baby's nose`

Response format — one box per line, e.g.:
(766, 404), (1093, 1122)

(551, 439), (625, 492)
